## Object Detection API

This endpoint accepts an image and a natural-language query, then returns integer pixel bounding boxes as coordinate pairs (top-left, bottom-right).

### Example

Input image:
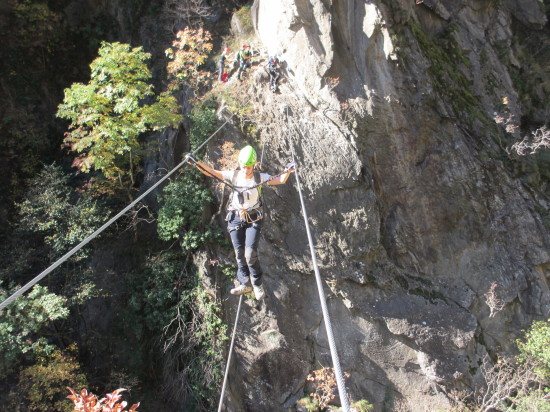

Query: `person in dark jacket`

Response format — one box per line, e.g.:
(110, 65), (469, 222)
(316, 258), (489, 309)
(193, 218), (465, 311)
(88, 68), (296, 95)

(267, 56), (280, 92)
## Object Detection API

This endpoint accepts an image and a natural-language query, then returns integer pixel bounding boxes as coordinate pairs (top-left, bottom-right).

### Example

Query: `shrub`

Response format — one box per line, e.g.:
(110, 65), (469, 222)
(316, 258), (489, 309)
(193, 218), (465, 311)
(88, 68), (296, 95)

(517, 318), (550, 382)
(157, 170), (222, 251)
(471, 318), (550, 411)
(0, 284), (69, 373)
(10, 348), (88, 412)
(17, 163), (109, 260)
(67, 387), (139, 412)
(189, 97), (219, 151)
(305, 367), (349, 410)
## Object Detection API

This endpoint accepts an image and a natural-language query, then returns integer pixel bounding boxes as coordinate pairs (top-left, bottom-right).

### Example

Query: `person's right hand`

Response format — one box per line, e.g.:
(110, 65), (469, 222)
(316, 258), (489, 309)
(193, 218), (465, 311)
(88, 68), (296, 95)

(185, 153), (198, 164)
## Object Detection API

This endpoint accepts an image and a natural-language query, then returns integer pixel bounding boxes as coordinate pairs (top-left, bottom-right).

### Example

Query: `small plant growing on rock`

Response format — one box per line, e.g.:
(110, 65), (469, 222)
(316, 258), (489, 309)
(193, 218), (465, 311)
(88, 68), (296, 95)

(483, 282), (505, 318)
(298, 367), (350, 411)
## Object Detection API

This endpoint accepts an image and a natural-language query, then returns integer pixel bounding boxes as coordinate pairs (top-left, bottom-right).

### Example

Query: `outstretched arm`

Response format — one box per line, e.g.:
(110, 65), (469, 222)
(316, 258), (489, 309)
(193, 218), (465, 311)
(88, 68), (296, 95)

(185, 154), (224, 181)
(268, 161), (296, 186)
(268, 169), (294, 185)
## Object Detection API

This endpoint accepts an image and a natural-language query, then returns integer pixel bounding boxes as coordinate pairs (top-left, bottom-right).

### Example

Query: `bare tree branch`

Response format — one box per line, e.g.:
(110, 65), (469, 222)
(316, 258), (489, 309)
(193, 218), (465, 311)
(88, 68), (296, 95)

(510, 126), (550, 156)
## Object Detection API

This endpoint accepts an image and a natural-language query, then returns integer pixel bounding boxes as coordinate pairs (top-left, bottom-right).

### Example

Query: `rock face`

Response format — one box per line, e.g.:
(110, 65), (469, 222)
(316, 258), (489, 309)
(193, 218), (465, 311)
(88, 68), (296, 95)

(206, 0), (550, 411)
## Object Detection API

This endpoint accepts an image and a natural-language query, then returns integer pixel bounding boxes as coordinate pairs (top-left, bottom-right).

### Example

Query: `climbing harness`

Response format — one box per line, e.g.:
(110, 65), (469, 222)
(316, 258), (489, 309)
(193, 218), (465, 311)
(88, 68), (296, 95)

(286, 109), (352, 412)
(0, 115), (234, 311)
(217, 294), (244, 412)
(238, 208), (263, 223)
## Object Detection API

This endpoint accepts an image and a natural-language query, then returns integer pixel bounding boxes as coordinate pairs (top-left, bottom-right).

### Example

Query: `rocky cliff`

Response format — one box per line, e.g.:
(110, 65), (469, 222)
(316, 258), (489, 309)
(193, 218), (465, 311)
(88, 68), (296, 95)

(200, 1), (550, 411)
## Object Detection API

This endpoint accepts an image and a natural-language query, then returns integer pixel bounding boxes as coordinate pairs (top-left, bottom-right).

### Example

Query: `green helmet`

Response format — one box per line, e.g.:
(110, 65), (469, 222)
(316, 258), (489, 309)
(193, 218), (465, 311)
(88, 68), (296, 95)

(238, 145), (257, 166)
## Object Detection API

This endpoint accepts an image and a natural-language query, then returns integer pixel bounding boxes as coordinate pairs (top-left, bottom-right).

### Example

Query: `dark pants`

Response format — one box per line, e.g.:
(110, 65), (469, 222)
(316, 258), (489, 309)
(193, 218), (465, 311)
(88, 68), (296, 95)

(218, 58), (225, 82)
(227, 212), (263, 286)
(218, 62), (224, 82)
(269, 69), (279, 89)
(237, 60), (251, 79)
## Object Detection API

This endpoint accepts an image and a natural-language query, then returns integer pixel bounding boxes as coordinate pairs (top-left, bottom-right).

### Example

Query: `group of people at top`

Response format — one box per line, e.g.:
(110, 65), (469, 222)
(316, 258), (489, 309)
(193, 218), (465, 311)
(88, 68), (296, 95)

(218, 44), (281, 92)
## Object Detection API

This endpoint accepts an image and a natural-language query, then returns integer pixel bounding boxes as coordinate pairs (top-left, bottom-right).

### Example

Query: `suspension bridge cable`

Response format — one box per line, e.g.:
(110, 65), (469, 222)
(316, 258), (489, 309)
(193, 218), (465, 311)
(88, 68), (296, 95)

(217, 294), (244, 412)
(0, 116), (234, 311)
(287, 115), (351, 412)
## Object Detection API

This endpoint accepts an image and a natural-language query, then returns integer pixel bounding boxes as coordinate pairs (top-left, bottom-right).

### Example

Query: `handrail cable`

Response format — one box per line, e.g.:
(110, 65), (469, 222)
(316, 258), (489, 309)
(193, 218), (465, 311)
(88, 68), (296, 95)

(286, 111), (351, 412)
(0, 115), (234, 311)
(217, 294), (244, 412)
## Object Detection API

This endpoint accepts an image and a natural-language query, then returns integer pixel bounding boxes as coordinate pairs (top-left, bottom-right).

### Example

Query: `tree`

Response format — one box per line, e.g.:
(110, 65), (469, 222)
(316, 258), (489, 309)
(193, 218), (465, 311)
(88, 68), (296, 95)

(9, 347), (88, 412)
(17, 164), (109, 260)
(57, 42), (181, 195)
(165, 27), (213, 95)
(0, 284), (69, 373)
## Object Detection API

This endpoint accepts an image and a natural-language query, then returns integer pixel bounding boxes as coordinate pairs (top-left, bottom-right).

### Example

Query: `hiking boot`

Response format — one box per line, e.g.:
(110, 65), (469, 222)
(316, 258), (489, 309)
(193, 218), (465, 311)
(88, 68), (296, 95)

(230, 284), (252, 295)
(253, 284), (265, 300)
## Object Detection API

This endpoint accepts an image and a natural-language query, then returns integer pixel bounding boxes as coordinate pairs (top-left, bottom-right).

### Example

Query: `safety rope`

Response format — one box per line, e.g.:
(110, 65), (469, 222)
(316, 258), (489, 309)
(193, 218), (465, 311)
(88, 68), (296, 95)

(287, 113), (351, 412)
(217, 294), (244, 412)
(0, 116), (234, 311)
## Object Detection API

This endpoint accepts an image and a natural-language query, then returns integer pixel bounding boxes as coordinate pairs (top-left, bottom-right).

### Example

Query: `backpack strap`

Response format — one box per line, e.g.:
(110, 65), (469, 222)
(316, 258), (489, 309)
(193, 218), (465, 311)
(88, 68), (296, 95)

(253, 170), (263, 206)
(227, 168), (240, 211)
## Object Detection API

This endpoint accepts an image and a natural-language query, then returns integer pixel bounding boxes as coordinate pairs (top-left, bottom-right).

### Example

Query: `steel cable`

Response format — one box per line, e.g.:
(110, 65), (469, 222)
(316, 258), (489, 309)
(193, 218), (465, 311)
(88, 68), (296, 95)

(0, 116), (233, 311)
(217, 294), (244, 412)
(287, 112), (351, 412)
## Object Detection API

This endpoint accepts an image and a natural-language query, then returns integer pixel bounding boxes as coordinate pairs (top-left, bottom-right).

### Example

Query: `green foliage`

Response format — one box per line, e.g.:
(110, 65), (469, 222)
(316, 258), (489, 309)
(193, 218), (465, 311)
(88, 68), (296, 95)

(128, 251), (185, 336)
(209, 86), (257, 138)
(234, 6), (254, 36)
(513, 389), (550, 412)
(351, 399), (375, 412)
(517, 318), (550, 382)
(0, 284), (69, 373)
(167, 275), (228, 409)
(17, 164), (109, 259)
(12, 0), (63, 56)
(189, 97), (219, 151)
(408, 22), (485, 124)
(126, 248), (227, 410)
(297, 396), (320, 411)
(9, 347), (88, 412)
(157, 170), (223, 251)
(57, 41), (181, 188)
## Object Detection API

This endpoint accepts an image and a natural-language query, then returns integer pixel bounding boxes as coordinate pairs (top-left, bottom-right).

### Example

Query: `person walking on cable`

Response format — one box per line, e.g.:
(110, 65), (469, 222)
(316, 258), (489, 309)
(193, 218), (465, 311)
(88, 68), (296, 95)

(186, 146), (295, 300)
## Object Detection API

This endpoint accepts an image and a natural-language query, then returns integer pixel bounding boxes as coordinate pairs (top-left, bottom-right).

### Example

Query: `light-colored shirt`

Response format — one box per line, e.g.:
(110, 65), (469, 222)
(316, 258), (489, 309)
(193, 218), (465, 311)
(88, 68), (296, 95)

(222, 170), (271, 210)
